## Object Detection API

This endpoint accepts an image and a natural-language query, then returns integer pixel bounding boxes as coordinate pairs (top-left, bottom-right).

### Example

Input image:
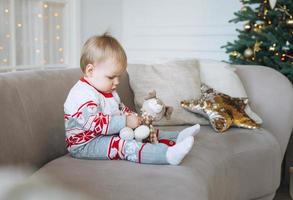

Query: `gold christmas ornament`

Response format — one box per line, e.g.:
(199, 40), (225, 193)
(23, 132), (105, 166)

(286, 19), (293, 27)
(244, 48), (253, 58)
(244, 23), (251, 31)
(254, 41), (262, 52)
(276, 5), (291, 17)
(230, 51), (240, 58)
(253, 21), (264, 32)
(181, 84), (260, 133)
(253, 26), (261, 32)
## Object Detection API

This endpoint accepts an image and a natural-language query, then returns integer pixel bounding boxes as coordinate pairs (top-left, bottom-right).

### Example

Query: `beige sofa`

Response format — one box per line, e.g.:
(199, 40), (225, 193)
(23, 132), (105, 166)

(0, 63), (292, 200)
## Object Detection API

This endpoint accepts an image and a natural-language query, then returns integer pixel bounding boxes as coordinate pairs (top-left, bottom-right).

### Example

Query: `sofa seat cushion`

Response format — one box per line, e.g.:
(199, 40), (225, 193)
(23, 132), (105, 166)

(31, 126), (281, 200)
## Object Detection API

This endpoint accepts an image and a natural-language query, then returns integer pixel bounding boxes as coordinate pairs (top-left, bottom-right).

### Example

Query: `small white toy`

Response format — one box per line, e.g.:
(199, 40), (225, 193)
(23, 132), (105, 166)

(119, 127), (135, 140)
(119, 90), (173, 144)
(134, 125), (150, 142)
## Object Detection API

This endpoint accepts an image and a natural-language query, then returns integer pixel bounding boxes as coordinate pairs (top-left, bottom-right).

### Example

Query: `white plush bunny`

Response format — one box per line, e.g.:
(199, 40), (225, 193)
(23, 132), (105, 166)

(119, 90), (173, 143)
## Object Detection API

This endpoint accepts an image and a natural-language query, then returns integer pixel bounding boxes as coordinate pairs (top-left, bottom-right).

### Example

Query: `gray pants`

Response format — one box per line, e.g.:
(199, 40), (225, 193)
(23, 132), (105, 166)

(70, 130), (179, 164)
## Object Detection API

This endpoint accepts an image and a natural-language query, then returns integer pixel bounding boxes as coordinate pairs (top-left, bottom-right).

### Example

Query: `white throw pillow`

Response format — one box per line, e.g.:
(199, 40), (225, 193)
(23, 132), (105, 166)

(198, 59), (263, 124)
(127, 59), (209, 125)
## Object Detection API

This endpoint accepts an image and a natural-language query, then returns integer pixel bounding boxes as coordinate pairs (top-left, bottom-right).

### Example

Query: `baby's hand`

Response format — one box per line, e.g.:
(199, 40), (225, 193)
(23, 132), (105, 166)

(126, 114), (141, 129)
(138, 116), (143, 125)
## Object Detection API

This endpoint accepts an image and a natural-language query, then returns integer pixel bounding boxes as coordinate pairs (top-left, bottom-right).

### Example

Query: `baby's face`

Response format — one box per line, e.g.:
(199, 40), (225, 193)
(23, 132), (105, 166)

(87, 58), (125, 93)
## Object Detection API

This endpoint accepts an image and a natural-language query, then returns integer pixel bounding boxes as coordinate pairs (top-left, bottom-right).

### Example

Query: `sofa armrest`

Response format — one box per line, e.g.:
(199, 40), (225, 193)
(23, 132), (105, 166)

(235, 65), (293, 156)
(0, 68), (81, 169)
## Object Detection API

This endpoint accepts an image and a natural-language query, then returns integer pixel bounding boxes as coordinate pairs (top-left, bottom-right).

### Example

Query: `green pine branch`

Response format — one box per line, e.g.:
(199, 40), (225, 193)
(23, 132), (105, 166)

(222, 0), (293, 83)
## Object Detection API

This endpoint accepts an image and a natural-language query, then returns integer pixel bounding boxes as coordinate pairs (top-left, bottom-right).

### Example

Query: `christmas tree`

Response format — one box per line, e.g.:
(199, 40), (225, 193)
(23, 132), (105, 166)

(222, 0), (293, 83)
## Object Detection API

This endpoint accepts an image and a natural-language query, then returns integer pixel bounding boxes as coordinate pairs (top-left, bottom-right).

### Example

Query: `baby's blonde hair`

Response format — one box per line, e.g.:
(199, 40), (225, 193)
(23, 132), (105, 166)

(80, 33), (127, 73)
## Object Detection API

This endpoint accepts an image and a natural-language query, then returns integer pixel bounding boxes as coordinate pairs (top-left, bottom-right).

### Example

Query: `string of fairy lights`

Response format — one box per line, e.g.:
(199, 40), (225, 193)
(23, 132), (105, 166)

(0, 2), (65, 66)
(230, 0), (293, 63)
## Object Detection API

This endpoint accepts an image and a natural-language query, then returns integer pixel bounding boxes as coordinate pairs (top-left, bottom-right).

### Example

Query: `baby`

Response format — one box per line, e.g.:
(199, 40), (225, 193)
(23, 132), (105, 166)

(64, 33), (200, 165)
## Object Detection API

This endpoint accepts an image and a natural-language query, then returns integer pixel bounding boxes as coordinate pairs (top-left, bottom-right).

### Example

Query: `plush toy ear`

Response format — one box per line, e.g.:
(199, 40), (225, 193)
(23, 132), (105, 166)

(144, 90), (157, 100)
(164, 106), (173, 120)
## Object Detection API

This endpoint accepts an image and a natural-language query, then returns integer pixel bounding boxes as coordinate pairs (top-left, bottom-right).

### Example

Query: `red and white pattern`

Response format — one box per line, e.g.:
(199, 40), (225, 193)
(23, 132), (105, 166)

(64, 114), (71, 120)
(65, 113), (109, 148)
(64, 78), (134, 151)
(138, 143), (146, 163)
(79, 77), (113, 98)
(158, 139), (176, 147)
(65, 100), (110, 149)
(107, 136), (125, 160)
(120, 103), (132, 115)
(66, 130), (96, 148)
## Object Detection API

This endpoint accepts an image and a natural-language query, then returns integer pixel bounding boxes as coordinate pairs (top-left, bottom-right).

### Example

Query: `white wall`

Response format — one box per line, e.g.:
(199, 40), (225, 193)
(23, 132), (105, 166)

(80, 0), (242, 62)
(80, 0), (123, 44)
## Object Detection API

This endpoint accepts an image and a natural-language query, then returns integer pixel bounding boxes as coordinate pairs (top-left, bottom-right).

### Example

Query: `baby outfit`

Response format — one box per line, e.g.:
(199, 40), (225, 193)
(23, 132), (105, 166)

(64, 77), (180, 164)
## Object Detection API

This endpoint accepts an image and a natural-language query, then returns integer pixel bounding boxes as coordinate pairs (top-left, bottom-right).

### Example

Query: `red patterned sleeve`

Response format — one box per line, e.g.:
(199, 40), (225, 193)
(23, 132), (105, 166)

(119, 103), (136, 115)
(65, 100), (126, 149)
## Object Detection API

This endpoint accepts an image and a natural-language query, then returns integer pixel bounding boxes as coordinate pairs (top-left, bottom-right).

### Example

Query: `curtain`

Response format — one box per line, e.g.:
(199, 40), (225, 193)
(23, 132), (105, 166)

(0, 0), (66, 69)
(0, 0), (11, 68)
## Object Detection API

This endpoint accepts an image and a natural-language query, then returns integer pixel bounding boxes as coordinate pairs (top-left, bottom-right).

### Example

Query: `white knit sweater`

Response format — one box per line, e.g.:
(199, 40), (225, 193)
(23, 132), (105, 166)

(64, 77), (131, 151)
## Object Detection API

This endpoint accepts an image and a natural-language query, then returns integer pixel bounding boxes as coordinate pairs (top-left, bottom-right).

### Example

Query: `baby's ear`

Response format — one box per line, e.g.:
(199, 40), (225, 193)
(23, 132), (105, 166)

(84, 64), (94, 77)
(164, 106), (173, 120)
(144, 90), (156, 100)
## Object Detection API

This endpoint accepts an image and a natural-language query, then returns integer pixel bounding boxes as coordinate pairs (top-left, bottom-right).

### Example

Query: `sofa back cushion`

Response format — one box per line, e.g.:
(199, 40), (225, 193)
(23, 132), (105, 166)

(127, 60), (209, 125)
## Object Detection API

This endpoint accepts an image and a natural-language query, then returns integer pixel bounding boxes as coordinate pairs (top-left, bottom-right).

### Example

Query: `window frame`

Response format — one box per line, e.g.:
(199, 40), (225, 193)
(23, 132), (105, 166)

(1, 0), (80, 72)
